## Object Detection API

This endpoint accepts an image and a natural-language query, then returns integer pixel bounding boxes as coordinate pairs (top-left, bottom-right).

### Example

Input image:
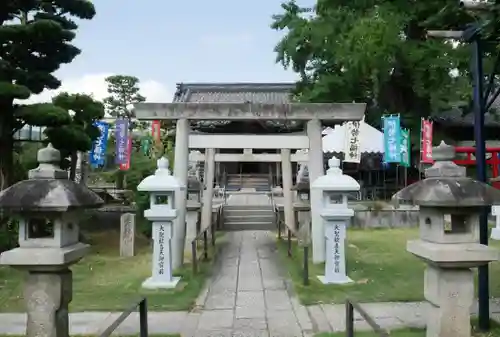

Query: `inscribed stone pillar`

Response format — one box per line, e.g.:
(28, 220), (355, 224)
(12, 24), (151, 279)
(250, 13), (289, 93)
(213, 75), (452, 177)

(172, 118), (190, 269)
(201, 148), (216, 231)
(281, 149), (295, 231)
(120, 213), (135, 257)
(307, 119), (325, 263)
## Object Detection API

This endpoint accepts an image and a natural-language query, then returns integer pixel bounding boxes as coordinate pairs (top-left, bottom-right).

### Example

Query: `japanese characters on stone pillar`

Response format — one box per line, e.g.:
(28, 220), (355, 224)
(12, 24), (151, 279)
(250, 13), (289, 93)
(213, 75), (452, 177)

(137, 157), (186, 289)
(0, 144), (103, 337)
(120, 213), (135, 257)
(312, 156), (360, 284)
(393, 141), (500, 337)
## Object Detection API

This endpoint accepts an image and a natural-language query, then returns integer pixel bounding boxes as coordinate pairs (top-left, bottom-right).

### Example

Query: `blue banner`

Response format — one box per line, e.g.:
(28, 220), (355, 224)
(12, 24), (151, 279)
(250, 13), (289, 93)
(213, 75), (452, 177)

(115, 119), (129, 165)
(89, 121), (109, 167)
(383, 115), (401, 163)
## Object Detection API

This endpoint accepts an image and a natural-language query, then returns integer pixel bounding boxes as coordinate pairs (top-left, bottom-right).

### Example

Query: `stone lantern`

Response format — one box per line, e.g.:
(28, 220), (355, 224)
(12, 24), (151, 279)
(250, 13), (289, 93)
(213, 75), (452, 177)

(137, 156), (185, 289)
(0, 144), (103, 337)
(293, 176), (311, 232)
(392, 141), (500, 337)
(312, 156), (360, 284)
(186, 175), (202, 246)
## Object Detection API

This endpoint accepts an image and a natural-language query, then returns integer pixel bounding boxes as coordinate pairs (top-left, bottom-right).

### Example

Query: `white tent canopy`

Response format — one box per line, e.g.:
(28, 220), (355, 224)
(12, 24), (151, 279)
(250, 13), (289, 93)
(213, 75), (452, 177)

(322, 121), (384, 154)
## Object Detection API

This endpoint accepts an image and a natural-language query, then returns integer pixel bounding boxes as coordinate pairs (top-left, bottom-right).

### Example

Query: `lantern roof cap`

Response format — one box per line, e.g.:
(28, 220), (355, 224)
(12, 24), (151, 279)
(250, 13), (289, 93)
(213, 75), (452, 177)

(312, 156), (360, 191)
(137, 157), (186, 192)
(392, 141), (500, 207)
(0, 144), (103, 212)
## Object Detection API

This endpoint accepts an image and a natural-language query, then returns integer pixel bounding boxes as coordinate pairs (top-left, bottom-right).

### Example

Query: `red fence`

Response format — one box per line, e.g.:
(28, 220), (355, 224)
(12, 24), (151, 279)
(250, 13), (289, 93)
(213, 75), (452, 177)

(452, 146), (500, 189)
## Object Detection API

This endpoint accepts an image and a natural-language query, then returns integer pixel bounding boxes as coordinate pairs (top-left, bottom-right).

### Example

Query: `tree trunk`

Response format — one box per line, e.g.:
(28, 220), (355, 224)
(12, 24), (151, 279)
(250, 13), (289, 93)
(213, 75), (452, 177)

(0, 112), (14, 190)
(69, 151), (78, 181)
(116, 170), (125, 189)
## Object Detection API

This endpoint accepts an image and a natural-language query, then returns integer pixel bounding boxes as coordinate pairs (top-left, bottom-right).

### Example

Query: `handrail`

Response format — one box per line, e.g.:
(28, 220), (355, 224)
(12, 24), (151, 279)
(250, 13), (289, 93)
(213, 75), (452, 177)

(345, 299), (389, 337)
(191, 205), (221, 274)
(98, 297), (148, 337)
(274, 203), (310, 286)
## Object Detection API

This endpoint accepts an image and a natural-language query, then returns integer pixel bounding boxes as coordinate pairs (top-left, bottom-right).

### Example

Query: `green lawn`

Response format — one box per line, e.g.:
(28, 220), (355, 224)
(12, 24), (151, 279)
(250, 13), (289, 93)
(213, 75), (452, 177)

(315, 329), (423, 337)
(0, 230), (222, 312)
(278, 228), (500, 305)
(0, 335), (180, 337)
(314, 320), (500, 337)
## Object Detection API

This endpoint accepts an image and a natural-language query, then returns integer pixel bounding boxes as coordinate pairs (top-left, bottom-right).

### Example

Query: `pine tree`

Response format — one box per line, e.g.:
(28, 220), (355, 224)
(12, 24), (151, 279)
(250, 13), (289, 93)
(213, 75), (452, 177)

(103, 75), (146, 188)
(45, 92), (105, 180)
(0, 0), (96, 189)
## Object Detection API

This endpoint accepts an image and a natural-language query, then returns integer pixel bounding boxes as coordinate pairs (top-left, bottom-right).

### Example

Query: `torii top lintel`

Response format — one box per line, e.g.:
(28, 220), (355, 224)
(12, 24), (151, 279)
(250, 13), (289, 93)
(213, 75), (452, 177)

(133, 102), (366, 121)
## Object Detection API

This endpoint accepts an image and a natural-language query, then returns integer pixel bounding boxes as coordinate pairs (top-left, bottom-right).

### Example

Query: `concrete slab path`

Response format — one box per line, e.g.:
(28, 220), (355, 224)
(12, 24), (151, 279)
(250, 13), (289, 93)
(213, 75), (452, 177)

(3, 230), (500, 336)
(191, 231), (314, 337)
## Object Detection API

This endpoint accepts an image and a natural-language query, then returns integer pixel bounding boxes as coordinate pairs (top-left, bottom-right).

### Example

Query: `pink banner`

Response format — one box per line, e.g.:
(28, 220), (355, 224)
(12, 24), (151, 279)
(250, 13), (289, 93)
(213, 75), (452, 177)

(420, 119), (433, 163)
(152, 120), (161, 143)
(120, 137), (132, 171)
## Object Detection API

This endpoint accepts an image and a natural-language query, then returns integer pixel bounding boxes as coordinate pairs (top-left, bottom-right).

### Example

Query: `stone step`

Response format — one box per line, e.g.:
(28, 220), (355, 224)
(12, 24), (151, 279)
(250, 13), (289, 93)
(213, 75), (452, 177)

(224, 205), (274, 211)
(224, 214), (275, 222)
(227, 182), (269, 187)
(224, 212), (275, 219)
(223, 221), (275, 231)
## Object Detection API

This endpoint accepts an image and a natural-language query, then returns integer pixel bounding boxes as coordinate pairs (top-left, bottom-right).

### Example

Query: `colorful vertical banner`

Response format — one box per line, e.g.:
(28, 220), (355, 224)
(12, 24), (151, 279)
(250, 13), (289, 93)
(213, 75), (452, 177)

(120, 137), (133, 171)
(152, 120), (161, 143)
(115, 119), (129, 165)
(420, 118), (433, 163)
(89, 121), (109, 167)
(343, 120), (362, 163)
(382, 115), (401, 163)
(400, 128), (411, 167)
(141, 137), (152, 155)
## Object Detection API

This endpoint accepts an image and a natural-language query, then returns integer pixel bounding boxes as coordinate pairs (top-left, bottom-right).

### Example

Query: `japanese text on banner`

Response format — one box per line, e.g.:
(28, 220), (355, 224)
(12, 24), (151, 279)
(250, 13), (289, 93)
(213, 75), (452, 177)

(115, 119), (129, 165)
(383, 115), (401, 163)
(420, 119), (433, 163)
(343, 120), (361, 163)
(89, 121), (109, 167)
(400, 129), (410, 167)
(120, 137), (133, 171)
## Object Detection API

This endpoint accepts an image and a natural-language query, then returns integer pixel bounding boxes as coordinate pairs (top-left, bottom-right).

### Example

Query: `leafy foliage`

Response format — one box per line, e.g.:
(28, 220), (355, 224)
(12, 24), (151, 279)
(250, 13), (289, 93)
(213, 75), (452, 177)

(271, 0), (486, 131)
(0, 0), (96, 188)
(44, 92), (105, 176)
(103, 75), (146, 118)
(103, 75), (146, 188)
(46, 93), (105, 152)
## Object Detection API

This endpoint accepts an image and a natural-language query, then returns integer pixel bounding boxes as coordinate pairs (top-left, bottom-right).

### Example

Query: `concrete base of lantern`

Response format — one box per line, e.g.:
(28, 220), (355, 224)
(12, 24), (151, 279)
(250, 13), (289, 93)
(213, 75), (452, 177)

(491, 228), (500, 240)
(141, 276), (181, 289)
(317, 275), (353, 285)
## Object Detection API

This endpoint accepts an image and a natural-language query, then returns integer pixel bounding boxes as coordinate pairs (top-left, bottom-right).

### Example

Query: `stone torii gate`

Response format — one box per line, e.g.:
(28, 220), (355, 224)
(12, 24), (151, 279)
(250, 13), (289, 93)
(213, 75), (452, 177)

(134, 102), (366, 266)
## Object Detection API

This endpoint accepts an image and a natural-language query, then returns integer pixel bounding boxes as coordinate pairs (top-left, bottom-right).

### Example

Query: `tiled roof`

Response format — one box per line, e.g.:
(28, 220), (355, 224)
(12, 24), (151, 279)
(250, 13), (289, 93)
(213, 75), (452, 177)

(432, 107), (500, 127)
(173, 83), (295, 104)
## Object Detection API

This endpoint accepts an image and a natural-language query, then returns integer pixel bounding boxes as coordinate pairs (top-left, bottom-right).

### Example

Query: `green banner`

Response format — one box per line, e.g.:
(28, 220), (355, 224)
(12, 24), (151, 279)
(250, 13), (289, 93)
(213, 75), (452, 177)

(400, 128), (410, 167)
(141, 137), (152, 155)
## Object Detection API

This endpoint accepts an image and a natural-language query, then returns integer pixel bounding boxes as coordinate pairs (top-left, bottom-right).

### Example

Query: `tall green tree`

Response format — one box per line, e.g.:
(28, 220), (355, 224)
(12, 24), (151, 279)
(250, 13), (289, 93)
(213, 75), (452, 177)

(0, 0), (96, 189)
(103, 75), (146, 119)
(45, 92), (105, 180)
(271, 0), (489, 132)
(103, 75), (146, 188)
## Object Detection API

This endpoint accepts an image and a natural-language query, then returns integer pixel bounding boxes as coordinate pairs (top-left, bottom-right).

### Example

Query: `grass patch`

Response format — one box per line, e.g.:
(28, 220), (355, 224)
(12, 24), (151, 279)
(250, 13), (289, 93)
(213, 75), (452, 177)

(0, 230), (223, 312)
(278, 228), (500, 305)
(314, 320), (500, 336)
(0, 335), (180, 337)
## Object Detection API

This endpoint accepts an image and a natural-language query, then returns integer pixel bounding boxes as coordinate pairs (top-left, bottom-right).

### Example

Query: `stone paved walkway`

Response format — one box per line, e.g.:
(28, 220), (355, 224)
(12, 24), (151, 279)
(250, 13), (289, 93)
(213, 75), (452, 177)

(3, 230), (500, 336)
(190, 231), (313, 337)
